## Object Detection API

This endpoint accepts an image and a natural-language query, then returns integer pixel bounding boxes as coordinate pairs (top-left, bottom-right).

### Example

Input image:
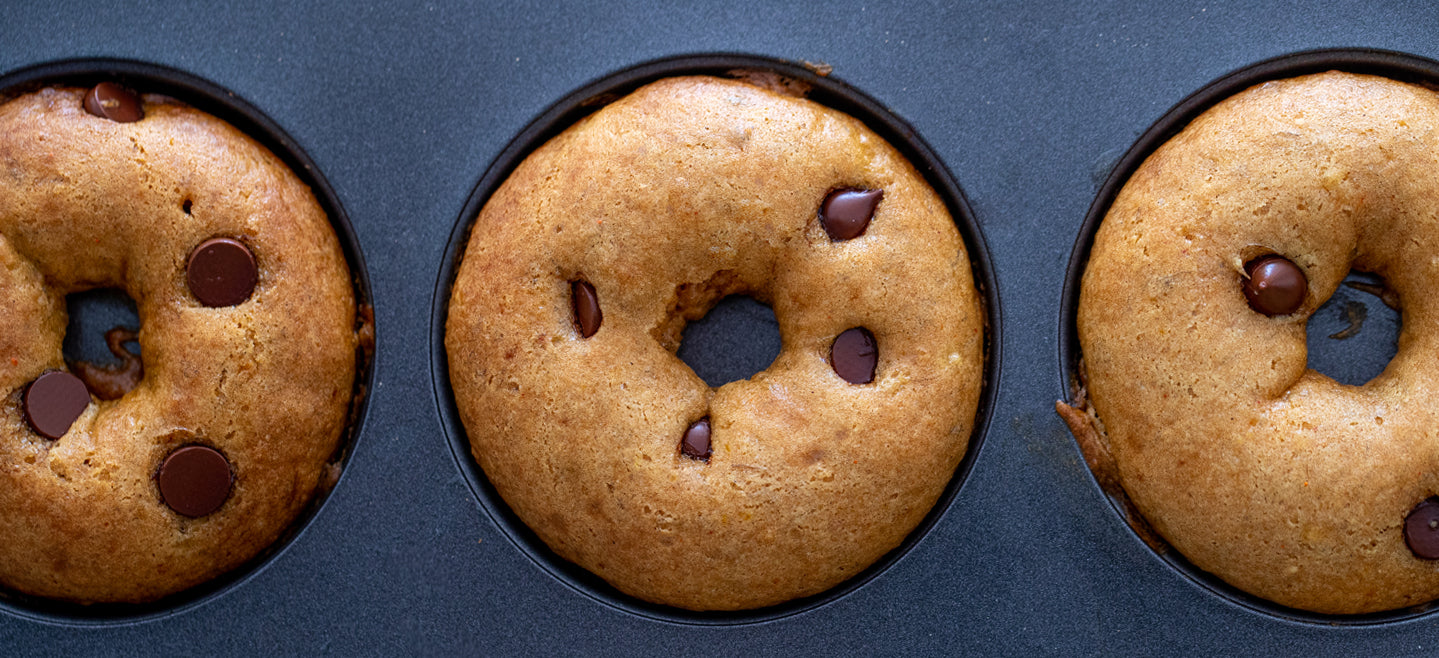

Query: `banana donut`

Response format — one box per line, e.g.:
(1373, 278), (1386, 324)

(0, 83), (358, 603)
(446, 76), (984, 610)
(1075, 71), (1439, 614)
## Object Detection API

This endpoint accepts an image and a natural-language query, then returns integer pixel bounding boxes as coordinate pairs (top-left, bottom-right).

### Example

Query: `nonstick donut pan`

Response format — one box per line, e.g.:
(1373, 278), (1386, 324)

(4, 3), (1439, 654)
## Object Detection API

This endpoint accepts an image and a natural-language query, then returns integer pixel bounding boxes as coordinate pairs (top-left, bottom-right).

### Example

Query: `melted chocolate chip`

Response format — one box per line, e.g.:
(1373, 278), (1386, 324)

(820, 188), (883, 241)
(157, 445), (233, 518)
(187, 237), (258, 307)
(69, 327), (143, 401)
(830, 327), (878, 384)
(1243, 255), (1306, 316)
(571, 280), (602, 338)
(681, 418), (712, 462)
(23, 371), (90, 439)
(1406, 498), (1439, 560)
(83, 82), (144, 123)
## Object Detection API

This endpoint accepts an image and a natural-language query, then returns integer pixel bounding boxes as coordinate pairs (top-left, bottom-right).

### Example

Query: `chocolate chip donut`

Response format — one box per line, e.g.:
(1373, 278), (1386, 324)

(446, 76), (984, 610)
(1072, 71), (1439, 614)
(0, 83), (358, 603)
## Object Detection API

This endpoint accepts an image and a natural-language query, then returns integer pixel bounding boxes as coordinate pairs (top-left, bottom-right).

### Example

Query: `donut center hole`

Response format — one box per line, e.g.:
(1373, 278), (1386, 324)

(676, 295), (781, 388)
(62, 288), (144, 400)
(1305, 270), (1399, 386)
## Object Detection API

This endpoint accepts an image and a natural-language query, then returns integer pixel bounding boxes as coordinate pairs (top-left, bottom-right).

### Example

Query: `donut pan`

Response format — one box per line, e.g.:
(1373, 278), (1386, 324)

(4, 3), (1439, 654)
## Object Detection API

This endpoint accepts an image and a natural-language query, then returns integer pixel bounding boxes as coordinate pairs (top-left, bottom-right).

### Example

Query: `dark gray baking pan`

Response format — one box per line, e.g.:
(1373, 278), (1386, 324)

(4, 2), (1439, 654)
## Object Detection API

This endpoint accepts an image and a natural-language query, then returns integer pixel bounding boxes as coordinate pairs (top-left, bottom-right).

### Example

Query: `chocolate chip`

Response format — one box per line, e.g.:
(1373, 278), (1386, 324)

(1405, 498), (1439, 560)
(571, 279), (602, 338)
(22, 371), (90, 439)
(820, 188), (883, 241)
(1243, 255), (1306, 316)
(187, 237), (257, 307)
(830, 327), (878, 384)
(157, 445), (233, 518)
(83, 82), (144, 123)
(680, 418), (712, 462)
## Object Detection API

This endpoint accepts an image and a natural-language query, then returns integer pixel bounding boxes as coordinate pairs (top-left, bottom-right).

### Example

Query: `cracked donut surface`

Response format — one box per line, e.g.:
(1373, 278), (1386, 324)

(1078, 71), (1439, 614)
(446, 76), (984, 610)
(0, 86), (357, 603)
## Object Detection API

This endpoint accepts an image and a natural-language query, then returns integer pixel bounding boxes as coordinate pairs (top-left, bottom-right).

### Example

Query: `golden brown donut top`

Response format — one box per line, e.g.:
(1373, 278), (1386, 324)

(1078, 71), (1439, 614)
(0, 86), (358, 603)
(447, 76), (984, 610)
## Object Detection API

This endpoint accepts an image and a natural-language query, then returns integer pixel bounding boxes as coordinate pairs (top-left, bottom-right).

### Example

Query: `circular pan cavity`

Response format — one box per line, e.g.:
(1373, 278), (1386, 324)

(1058, 48), (1439, 626)
(0, 59), (376, 626)
(431, 53), (1001, 625)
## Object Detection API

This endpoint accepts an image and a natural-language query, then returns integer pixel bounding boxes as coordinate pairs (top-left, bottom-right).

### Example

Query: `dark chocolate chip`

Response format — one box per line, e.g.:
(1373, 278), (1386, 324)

(820, 188), (883, 241)
(680, 418), (712, 462)
(83, 82), (144, 123)
(69, 327), (143, 401)
(157, 445), (233, 518)
(22, 371), (90, 439)
(1243, 255), (1306, 317)
(1406, 498), (1439, 560)
(830, 327), (878, 384)
(571, 280), (602, 338)
(187, 237), (258, 307)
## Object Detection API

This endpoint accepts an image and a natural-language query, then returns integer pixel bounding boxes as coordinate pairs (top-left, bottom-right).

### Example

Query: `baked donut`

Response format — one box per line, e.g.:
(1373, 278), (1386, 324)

(0, 83), (358, 603)
(1072, 71), (1439, 614)
(446, 76), (984, 610)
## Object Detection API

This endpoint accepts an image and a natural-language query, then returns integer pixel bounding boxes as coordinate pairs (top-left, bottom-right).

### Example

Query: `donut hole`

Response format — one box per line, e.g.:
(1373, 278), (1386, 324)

(1304, 270), (1399, 386)
(61, 288), (144, 400)
(62, 288), (141, 365)
(675, 295), (782, 388)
